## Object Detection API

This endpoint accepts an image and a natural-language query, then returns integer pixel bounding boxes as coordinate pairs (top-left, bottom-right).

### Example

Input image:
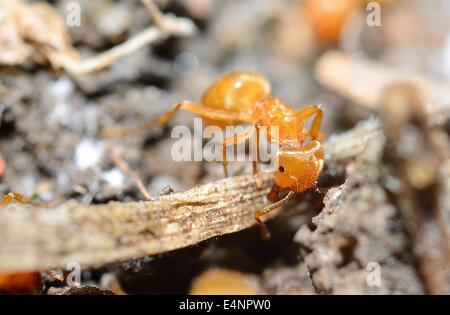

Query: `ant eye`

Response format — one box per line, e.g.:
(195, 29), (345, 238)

(278, 166), (285, 173)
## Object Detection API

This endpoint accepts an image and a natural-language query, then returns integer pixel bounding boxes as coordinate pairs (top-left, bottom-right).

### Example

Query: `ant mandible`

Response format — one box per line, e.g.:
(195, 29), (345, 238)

(149, 72), (323, 239)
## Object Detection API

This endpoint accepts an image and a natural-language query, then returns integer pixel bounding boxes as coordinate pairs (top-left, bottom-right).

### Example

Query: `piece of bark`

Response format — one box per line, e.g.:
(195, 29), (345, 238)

(0, 0), (197, 75)
(0, 173), (272, 272)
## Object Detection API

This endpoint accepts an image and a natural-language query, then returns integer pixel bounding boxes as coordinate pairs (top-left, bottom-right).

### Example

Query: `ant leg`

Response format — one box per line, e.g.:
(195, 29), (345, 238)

(297, 104), (323, 140)
(252, 125), (262, 189)
(100, 101), (252, 137)
(255, 190), (295, 240)
(155, 101), (251, 126)
(221, 130), (252, 177)
(1, 193), (31, 208)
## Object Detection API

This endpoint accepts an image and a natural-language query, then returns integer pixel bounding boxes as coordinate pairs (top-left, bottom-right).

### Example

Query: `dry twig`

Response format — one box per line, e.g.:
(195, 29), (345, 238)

(52, 0), (197, 75)
(0, 0), (197, 75)
(0, 173), (273, 272)
(107, 144), (151, 200)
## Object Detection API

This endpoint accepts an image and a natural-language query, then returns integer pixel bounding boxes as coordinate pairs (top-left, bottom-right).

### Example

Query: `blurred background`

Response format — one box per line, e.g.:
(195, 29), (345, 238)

(0, 0), (449, 294)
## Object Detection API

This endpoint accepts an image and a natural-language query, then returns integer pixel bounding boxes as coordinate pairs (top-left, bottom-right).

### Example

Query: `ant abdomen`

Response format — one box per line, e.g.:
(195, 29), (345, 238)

(201, 72), (270, 127)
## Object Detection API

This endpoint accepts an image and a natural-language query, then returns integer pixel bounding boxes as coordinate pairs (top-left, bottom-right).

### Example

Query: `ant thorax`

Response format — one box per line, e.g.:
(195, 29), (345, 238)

(253, 98), (306, 146)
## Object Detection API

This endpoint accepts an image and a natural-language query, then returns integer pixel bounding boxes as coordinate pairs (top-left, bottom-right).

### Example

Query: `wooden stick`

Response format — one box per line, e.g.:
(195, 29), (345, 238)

(52, 27), (165, 75)
(0, 173), (272, 272)
(107, 145), (151, 200)
(47, 0), (197, 75)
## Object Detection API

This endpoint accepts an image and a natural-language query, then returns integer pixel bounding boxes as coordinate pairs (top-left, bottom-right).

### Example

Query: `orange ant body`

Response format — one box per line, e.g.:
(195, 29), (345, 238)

(155, 71), (324, 239)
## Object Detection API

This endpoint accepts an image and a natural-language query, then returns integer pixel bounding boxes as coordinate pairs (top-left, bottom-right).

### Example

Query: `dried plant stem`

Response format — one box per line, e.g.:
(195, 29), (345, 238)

(0, 173), (273, 272)
(54, 27), (164, 75)
(50, 0), (196, 75)
(107, 145), (151, 200)
(141, 0), (165, 27)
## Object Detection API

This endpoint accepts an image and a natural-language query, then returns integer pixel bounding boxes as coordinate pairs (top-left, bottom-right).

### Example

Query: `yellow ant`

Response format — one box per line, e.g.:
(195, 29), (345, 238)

(153, 72), (325, 239)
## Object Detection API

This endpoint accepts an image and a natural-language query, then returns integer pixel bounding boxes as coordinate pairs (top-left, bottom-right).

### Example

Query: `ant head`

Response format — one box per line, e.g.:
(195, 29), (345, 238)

(202, 72), (271, 112)
(274, 141), (324, 192)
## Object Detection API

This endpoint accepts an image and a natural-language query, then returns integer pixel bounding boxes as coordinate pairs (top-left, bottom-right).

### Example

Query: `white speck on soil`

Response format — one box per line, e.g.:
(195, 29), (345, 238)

(49, 77), (74, 102)
(101, 168), (125, 189)
(75, 139), (104, 170)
